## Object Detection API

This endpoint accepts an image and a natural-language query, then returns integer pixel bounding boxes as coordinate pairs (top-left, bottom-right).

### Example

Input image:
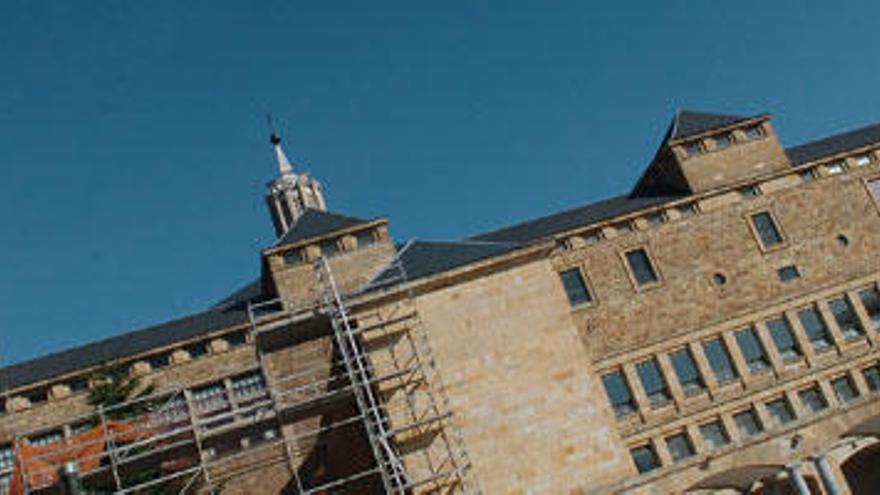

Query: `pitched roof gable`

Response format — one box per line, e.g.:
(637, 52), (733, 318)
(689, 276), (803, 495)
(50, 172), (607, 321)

(786, 121), (880, 165)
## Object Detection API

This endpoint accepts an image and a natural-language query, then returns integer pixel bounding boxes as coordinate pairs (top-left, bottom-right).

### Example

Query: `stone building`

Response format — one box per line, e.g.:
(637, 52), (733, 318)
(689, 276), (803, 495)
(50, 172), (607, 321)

(3, 111), (880, 494)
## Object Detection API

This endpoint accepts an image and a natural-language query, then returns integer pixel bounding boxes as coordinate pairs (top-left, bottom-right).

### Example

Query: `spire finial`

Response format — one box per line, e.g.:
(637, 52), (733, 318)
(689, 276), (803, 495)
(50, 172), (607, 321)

(267, 114), (294, 176)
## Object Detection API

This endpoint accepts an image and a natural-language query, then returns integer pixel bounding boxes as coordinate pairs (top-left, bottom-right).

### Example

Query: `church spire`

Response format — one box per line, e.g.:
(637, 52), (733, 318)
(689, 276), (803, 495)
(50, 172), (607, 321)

(264, 130), (328, 238)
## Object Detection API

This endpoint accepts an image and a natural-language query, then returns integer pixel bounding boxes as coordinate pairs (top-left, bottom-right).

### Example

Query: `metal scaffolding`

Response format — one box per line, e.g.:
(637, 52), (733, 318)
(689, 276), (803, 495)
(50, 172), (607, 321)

(8, 256), (477, 494)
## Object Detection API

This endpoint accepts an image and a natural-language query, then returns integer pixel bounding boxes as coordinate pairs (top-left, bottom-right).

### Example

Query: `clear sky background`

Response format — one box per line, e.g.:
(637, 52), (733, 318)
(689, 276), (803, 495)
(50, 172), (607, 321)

(2, 1), (880, 365)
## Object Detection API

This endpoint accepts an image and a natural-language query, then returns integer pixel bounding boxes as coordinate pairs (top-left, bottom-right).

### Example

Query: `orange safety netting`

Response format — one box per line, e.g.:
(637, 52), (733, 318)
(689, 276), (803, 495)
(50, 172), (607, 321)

(8, 419), (152, 495)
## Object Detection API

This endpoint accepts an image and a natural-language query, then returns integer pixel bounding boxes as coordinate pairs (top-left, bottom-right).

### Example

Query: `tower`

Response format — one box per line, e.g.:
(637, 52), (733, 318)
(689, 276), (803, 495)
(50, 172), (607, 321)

(265, 132), (327, 237)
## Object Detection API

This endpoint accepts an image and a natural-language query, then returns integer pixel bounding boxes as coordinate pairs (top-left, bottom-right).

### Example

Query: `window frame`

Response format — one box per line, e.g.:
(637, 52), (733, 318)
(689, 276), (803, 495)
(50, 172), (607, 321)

(733, 408), (764, 438)
(630, 443), (661, 474)
(865, 176), (880, 208)
(857, 285), (880, 330)
(777, 265), (801, 283)
(699, 420), (730, 450)
(668, 347), (705, 395)
(743, 124), (766, 140)
(665, 432), (696, 462)
(765, 316), (802, 361)
(635, 358), (672, 408)
(765, 396), (796, 426)
(831, 375), (860, 404)
(622, 246), (662, 289)
(828, 295), (865, 340)
(797, 306), (834, 352)
(600, 369), (638, 418)
(558, 266), (594, 307)
(734, 327), (771, 373)
(714, 133), (733, 150)
(702, 337), (739, 385)
(747, 210), (786, 251)
(798, 385), (828, 414)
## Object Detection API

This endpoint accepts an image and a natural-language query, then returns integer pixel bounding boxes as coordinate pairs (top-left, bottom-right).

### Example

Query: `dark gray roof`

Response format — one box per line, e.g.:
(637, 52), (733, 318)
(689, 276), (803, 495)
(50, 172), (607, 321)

(276, 209), (372, 247)
(212, 278), (264, 310)
(0, 305), (251, 392)
(786, 121), (880, 165)
(670, 110), (751, 141)
(369, 240), (522, 287)
(470, 194), (680, 244)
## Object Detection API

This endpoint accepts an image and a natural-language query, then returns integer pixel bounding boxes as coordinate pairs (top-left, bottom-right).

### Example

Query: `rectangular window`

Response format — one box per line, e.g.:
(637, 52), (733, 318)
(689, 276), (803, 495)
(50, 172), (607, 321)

(676, 203), (697, 218)
(320, 239), (340, 257)
(601, 371), (637, 417)
(855, 154), (873, 167)
(699, 421), (730, 450)
(614, 221), (634, 234)
(827, 160), (846, 175)
(831, 376), (859, 403)
(714, 133), (733, 149)
(665, 433), (696, 462)
(581, 230), (602, 245)
(559, 269), (592, 306)
(223, 331), (248, 347)
(282, 249), (302, 266)
(645, 211), (666, 225)
(869, 178), (880, 205)
(858, 287), (880, 330)
(685, 141), (703, 156)
(68, 377), (89, 393)
(702, 338), (738, 384)
(829, 296), (865, 339)
(28, 430), (63, 446)
(148, 353), (171, 370)
(669, 348), (705, 394)
(766, 317), (801, 360)
(765, 397), (796, 426)
(739, 185), (760, 199)
(734, 327), (770, 372)
(186, 341), (209, 358)
(863, 366), (880, 392)
(797, 307), (833, 351)
(635, 358), (671, 407)
(799, 386), (828, 414)
(777, 265), (800, 282)
(751, 212), (784, 248)
(733, 409), (763, 438)
(356, 230), (376, 248)
(630, 444), (660, 474)
(744, 125), (765, 140)
(799, 168), (818, 183)
(0, 444), (13, 472)
(625, 248), (659, 286)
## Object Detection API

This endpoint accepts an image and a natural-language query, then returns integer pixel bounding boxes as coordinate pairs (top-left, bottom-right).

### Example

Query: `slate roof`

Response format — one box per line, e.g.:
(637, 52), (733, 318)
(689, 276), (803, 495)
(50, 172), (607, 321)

(785, 121), (880, 165)
(470, 194), (680, 244)
(669, 110), (751, 141)
(275, 209), (372, 247)
(368, 240), (522, 287)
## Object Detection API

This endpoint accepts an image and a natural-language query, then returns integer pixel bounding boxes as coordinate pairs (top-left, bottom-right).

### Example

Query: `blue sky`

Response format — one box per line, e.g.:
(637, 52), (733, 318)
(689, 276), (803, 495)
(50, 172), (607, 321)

(2, 1), (879, 365)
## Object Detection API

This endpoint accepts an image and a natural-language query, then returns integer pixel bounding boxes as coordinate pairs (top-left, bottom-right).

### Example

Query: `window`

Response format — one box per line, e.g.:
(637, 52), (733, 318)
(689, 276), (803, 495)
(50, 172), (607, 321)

(0, 444), (13, 472)
(858, 287), (880, 330)
(766, 317), (801, 360)
(862, 366), (880, 392)
(798, 386), (828, 414)
(0, 474), (9, 495)
(581, 230), (602, 245)
(714, 133), (733, 149)
(826, 160), (846, 175)
(750, 212), (784, 248)
(601, 370), (637, 417)
(855, 153), (873, 167)
(24, 388), (48, 405)
(685, 141), (703, 156)
(712, 273), (727, 287)
(734, 328), (770, 372)
(645, 211), (665, 225)
(777, 265), (800, 282)
(676, 203), (697, 218)
(148, 353), (171, 370)
(699, 421), (730, 450)
(625, 248), (659, 286)
(733, 409), (763, 438)
(186, 341), (209, 358)
(223, 331), (247, 347)
(68, 377), (89, 393)
(356, 230), (376, 248)
(765, 397), (796, 426)
(630, 444), (660, 474)
(665, 433), (695, 462)
(702, 338), (738, 384)
(799, 168), (818, 183)
(28, 429), (63, 446)
(797, 307), (833, 351)
(320, 239), (340, 257)
(231, 371), (267, 401)
(282, 249), (302, 266)
(868, 177), (880, 205)
(635, 358), (671, 407)
(828, 296), (864, 339)
(744, 125), (765, 140)
(831, 376), (859, 403)
(191, 382), (230, 417)
(559, 269), (592, 306)
(70, 420), (93, 435)
(739, 185), (760, 199)
(669, 348), (705, 394)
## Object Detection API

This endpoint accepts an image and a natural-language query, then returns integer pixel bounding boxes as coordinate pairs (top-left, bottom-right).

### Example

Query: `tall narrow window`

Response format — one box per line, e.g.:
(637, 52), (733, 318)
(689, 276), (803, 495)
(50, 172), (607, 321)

(665, 433), (695, 462)
(797, 307), (833, 351)
(798, 386), (828, 414)
(863, 366), (880, 392)
(831, 375), (859, 403)
(635, 358), (671, 407)
(734, 327), (770, 372)
(765, 397), (796, 426)
(733, 409), (763, 438)
(601, 370), (637, 417)
(669, 348), (705, 394)
(559, 269), (592, 306)
(699, 421), (730, 450)
(702, 338), (738, 384)
(0, 444), (13, 472)
(829, 296), (865, 339)
(766, 317), (801, 360)
(858, 287), (880, 330)
(750, 212), (784, 248)
(625, 248), (659, 286)
(630, 444), (660, 474)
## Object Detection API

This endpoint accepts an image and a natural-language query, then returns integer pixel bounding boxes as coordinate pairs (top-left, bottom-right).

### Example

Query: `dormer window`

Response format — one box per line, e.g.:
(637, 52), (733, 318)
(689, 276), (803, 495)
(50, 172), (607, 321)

(744, 125), (764, 140)
(685, 141), (704, 157)
(714, 133), (733, 149)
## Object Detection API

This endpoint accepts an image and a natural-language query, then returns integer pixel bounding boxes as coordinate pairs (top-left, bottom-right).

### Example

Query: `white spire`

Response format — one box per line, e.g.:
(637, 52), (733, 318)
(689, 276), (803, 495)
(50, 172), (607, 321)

(271, 132), (294, 176)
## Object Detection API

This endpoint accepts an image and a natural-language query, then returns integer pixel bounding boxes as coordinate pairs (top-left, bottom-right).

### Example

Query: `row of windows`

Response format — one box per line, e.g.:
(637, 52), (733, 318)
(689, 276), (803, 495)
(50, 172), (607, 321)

(630, 363), (880, 474)
(0, 330), (250, 415)
(601, 286), (880, 418)
(683, 124), (765, 157)
(282, 228), (378, 266)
